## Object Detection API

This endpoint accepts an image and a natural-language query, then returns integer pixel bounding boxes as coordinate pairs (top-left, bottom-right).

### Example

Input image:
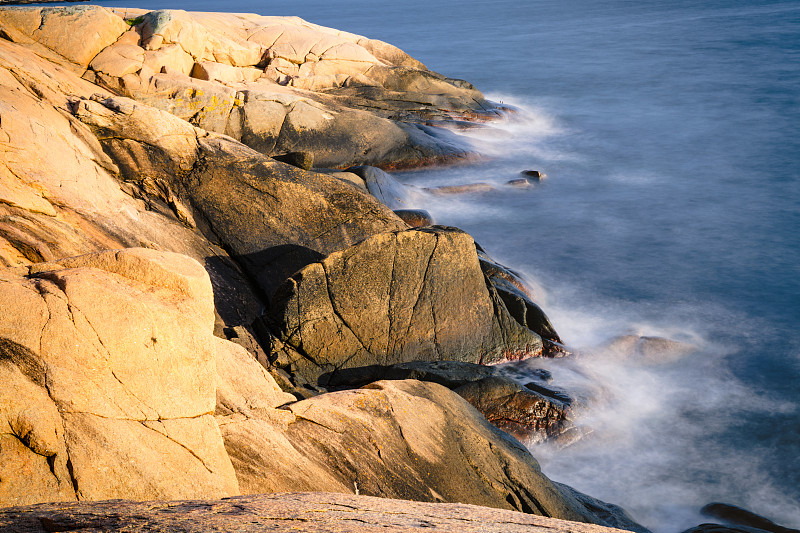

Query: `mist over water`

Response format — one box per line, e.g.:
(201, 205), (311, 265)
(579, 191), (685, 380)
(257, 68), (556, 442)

(60, 0), (800, 529)
(390, 2), (800, 526)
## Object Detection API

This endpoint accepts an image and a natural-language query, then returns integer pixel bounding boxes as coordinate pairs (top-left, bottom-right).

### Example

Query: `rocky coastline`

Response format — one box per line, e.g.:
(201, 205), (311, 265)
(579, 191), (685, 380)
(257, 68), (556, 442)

(0, 6), (792, 533)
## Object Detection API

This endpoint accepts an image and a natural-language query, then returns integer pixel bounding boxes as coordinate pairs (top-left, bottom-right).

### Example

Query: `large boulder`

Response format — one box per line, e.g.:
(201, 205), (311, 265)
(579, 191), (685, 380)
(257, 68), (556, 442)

(0, 249), (240, 505)
(0, 6), (128, 68)
(266, 226), (544, 385)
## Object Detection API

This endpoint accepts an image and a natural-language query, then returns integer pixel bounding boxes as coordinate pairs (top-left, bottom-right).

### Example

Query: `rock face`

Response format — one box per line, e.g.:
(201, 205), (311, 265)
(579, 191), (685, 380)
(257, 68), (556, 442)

(0, 492), (640, 533)
(0, 249), (240, 505)
(0, 6), (499, 169)
(0, 32), (265, 332)
(0, 248), (627, 528)
(267, 226), (544, 385)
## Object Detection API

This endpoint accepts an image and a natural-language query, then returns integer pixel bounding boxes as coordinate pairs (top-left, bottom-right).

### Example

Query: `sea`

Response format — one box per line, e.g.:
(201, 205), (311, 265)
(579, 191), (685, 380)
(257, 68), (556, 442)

(40, 0), (800, 531)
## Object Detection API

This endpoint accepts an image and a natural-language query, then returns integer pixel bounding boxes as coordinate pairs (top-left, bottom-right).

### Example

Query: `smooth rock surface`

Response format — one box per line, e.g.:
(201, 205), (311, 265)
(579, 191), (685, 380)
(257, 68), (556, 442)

(0, 492), (642, 533)
(217, 377), (642, 529)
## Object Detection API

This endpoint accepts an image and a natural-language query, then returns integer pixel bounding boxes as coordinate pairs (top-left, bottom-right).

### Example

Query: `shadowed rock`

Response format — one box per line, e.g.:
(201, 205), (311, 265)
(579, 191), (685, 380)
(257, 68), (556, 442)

(694, 503), (800, 533)
(272, 151), (314, 170)
(326, 360), (500, 389)
(478, 253), (566, 355)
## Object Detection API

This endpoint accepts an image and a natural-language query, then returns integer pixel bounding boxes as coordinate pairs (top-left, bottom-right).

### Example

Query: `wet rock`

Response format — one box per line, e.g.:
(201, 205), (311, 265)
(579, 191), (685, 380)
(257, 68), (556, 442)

(426, 183), (495, 195)
(478, 252), (536, 300)
(508, 178), (534, 188)
(326, 361), (576, 444)
(527, 368), (554, 382)
(266, 226), (544, 386)
(521, 170), (547, 181)
(524, 381), (573, 405)
(555, 483), (651, 533)
(697, 503), (800, 533)
(682, 525), (769, 533)
(600, 334), (698, 364)
(0, 492), (647, 533)
(455, 376), (573, 444)
(272, 151), (314, 170)
(393, 208), (434, 227)
(478, 254), (565, 355)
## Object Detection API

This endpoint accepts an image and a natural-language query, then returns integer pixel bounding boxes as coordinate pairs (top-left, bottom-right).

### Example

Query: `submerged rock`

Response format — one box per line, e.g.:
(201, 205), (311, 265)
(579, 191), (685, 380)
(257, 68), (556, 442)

(426, 182), (495, 195)
(508, 177), (535, 188)
(599, 334), (698, 364)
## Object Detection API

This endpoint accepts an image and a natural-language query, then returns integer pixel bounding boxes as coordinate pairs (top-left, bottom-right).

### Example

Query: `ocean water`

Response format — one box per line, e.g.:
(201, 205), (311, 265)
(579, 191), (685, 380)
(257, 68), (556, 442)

(42, 0), (800, 530)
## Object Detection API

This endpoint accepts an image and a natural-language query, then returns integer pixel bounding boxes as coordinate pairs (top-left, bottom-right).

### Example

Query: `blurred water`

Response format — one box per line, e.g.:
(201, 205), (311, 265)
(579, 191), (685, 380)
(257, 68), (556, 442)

(45, 0), (800, 529)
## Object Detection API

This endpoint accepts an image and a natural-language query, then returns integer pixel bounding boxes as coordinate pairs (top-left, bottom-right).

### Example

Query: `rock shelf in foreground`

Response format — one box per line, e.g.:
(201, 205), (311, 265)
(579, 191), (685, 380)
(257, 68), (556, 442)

(0, 492), (638, 533)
